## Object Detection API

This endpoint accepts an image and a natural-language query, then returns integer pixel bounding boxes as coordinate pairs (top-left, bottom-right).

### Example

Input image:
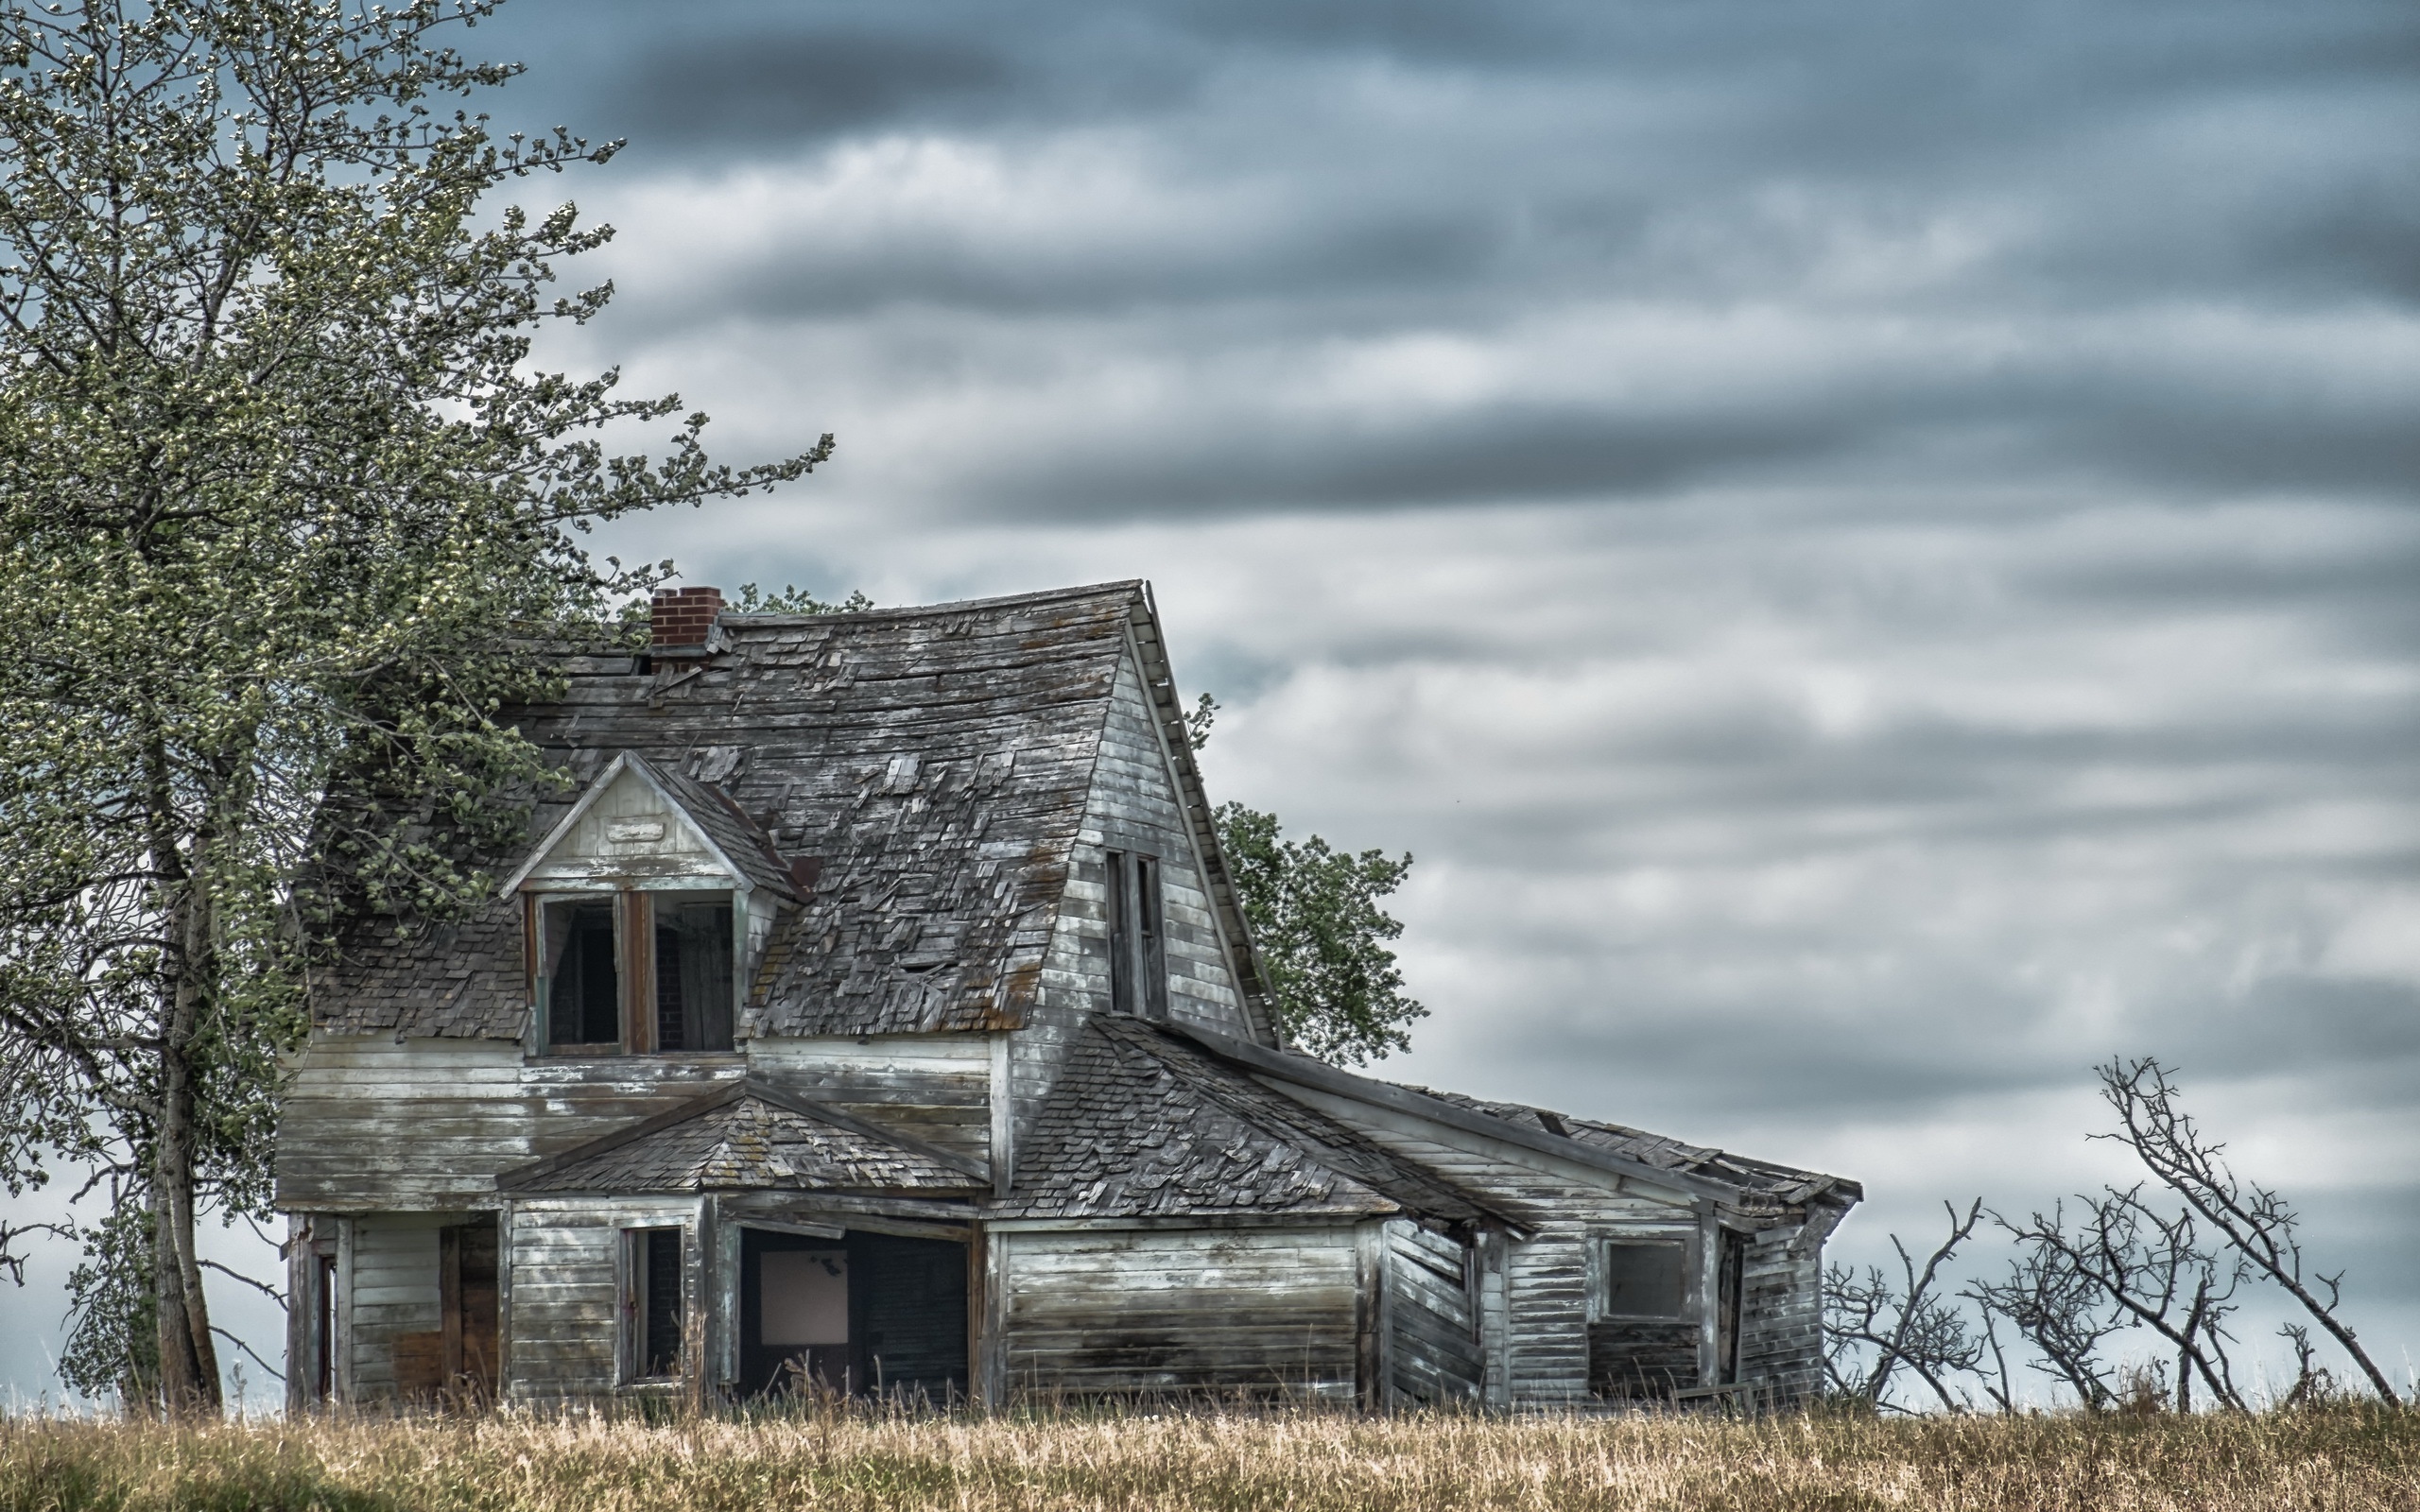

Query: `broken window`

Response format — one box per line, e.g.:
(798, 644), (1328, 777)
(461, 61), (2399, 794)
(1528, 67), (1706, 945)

(1105, 850), (1168, 1021)
(1599, 1240), (1689, 1319)
(652, 891), (735, 1052)
(624, 1227), (684, 1381)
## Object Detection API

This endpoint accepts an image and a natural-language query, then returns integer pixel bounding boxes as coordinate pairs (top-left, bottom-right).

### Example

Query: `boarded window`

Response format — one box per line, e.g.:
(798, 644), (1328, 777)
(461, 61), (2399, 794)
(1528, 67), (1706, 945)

(1601, 1241), (1688, 1318)
(624, 1227), (684, 1381)
(544, 900), (621, 1046)
(652, 891), (735, 1052)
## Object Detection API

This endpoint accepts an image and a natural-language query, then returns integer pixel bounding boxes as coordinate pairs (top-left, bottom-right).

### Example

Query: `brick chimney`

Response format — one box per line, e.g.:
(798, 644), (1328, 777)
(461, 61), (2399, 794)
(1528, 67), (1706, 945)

(649, 586), (725, 656)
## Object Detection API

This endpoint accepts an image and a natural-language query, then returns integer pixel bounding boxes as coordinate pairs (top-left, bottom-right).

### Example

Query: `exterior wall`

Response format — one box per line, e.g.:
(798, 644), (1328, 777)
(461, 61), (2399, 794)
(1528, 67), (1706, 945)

(994, 1225), (1359, 1399)
(279, 1033), (991, 1211)
(505, 1194), (700, 1401)
(276, 1037), (743, 1211)
(747, 1034), (994, 1164)
(1270, 1085), (1704, 1405)
(1384, 1220), (1482, 1406)
(1737, 1220), (1826, 1401)
(341, 1211), (461, 1403)
(1011, 646), (1252, 1163)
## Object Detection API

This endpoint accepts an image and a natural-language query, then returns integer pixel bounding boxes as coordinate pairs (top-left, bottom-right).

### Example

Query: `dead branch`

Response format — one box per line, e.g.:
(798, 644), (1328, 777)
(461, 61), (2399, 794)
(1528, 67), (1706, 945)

(2095, 1057), (2401, 1404)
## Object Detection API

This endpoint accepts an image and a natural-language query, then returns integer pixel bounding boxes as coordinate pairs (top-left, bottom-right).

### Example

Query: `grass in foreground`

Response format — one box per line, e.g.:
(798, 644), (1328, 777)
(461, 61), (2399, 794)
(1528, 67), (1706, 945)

(2, 1403), (2415, 1512)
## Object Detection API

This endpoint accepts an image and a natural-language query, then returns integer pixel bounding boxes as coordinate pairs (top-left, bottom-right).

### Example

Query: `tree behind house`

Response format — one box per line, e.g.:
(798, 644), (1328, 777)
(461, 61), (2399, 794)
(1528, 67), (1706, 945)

(0, 0), (825, 1411)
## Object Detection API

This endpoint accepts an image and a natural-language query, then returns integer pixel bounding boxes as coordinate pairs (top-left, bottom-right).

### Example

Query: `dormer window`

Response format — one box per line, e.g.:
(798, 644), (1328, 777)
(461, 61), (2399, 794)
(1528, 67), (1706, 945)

(652, 892), (735, 1051)
(535, 890), (737, 1054)
(543, 900), (622, 1047)
(503, 751), (796, 1057)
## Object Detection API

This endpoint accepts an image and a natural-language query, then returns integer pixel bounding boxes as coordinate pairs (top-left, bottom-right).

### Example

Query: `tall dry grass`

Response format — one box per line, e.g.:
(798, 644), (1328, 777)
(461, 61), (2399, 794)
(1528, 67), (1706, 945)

(2, 1402), (2414, 1512)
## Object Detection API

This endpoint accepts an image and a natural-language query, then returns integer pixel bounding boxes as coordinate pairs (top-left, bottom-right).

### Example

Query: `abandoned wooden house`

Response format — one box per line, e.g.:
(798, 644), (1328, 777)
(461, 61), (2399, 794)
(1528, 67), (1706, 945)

(276, 580), (1860, 1412)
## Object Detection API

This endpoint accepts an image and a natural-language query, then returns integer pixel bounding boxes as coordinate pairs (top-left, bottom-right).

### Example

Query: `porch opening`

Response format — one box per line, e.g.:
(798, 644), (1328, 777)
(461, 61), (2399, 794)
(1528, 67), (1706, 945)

(740, 1228), (967, 1400)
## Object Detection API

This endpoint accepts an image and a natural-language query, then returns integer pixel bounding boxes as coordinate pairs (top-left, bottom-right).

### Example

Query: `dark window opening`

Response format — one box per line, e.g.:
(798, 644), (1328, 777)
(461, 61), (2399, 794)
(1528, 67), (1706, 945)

(1602, 1241), (1688, 1318)
(740, 1228), (967, 1400)
(1138, 855), (1167, 1020)
(1105, 850), (1167, 1020)
(314, 1251), (337, 1400)
(1716, 1228), (1746, 1384)
(1107, 850), (1134, 1014)
(653, 892), (735, 1052)
(630, 1227), (683, 1380)
(544, 900), (621, 1046)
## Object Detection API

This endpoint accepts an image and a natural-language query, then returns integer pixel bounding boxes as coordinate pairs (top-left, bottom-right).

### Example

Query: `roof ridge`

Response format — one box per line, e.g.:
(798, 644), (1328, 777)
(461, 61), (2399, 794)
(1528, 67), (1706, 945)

(721, 579), (1145, 628)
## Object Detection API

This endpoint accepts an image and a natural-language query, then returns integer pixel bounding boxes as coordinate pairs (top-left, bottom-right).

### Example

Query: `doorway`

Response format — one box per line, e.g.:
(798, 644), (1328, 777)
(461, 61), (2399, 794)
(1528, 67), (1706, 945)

(739, 1228), (968, 1400)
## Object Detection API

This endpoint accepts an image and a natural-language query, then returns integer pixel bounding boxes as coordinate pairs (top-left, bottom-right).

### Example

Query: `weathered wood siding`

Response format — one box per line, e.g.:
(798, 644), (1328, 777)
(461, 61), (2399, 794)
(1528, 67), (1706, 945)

(996, 1226), (1358, 1399)
(748, 1035), (993, 1164)
(1270, 1084), (1703, 1405)
(341, 1212), (459, 1402)
(1737, 1221), (1825, 1400)
(519, 764), (736, 886)
(276, 1037), (743, 1211)
(505, 1195), (698, 1400)
(1011, 646), (1251, 1159)
(1383, 1220), (1482, 1406)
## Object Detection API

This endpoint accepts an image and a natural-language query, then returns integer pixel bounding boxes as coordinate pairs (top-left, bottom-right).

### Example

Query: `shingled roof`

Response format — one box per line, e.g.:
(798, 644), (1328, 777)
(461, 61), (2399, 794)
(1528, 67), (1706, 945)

(996, 1016), (1511, 1228)
(500, 1081), (986, 1194)
(1160, 1022), (1859, 1213)
(317, 581), (1268, 1040)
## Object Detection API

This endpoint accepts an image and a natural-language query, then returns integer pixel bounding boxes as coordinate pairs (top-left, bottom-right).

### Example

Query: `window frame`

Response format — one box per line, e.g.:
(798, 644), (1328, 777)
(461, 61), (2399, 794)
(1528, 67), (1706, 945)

(1587, 1234), (1697, 1323)
(1104, 848), (1170, 1021)
(527, 885), (743, 1057)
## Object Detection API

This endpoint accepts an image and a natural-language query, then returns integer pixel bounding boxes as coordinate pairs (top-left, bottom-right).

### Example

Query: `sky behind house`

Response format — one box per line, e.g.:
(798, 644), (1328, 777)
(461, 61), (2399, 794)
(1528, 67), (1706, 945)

(6, 0), (2417, 1402)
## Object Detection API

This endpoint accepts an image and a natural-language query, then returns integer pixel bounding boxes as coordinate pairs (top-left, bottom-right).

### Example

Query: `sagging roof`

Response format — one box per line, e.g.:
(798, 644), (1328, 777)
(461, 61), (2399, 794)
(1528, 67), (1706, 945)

(1166, 1022), (1861, 1213)
(317, 581), (1273, 1040)
(500, 1080), (986, 1194)
(996, 1015), (1515, 1229)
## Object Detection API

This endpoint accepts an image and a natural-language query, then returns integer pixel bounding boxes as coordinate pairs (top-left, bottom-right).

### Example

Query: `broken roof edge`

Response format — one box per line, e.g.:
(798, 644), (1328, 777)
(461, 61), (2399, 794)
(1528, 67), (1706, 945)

(1163, 1020), (1862, 1211)
(493, 1075), (990, 1194)
(716, 578), (1150, 629)
(1120, 588), (1281, 1048)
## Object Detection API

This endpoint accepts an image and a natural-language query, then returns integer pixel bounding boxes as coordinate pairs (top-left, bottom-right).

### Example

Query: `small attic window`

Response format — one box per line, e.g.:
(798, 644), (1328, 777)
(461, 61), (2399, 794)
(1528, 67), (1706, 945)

(535, 890), (736, 1054)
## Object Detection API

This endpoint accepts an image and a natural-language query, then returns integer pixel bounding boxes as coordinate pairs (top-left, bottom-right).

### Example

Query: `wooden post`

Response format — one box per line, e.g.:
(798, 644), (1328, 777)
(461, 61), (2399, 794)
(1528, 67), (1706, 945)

(284, 1215), (308, 1416)
(1356, 1219), (1392, 1412)
(334, 1216), (356, 1406)
(440, 1225), (464, 1384)
(493, 1201), (514, 1401)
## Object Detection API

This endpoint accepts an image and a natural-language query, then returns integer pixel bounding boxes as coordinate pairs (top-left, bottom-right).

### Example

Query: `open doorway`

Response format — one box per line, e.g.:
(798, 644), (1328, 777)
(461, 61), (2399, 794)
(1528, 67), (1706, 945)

(739, 1228), (967, 1400)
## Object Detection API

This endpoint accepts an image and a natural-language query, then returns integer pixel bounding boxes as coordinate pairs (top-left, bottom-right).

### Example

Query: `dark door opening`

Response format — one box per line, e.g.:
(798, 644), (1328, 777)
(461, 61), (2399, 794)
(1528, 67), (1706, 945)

(740, 1228), (968, 1401)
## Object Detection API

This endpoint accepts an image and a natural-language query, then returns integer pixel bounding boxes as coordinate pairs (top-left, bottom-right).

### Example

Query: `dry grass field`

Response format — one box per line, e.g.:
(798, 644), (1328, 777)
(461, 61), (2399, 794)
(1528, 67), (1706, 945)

(2, 1403), (2414, 1512)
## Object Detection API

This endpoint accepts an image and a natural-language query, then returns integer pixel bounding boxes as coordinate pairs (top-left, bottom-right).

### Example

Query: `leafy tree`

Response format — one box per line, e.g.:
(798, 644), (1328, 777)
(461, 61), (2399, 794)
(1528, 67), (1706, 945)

(1186, 696), (1426, 1063)
(0, 0), (825, 1411)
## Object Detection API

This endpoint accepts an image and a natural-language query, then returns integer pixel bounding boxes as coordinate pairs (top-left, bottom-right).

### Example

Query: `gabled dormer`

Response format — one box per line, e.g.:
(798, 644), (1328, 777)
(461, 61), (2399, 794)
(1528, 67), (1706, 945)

(496, 752), (801, 1057)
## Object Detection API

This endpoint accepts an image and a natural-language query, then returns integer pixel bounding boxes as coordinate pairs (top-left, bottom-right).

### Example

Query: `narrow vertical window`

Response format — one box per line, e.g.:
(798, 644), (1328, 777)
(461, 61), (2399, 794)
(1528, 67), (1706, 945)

(626, 1227), (684, 1381)
(1106, 850), (1135, 1014)
(1138, 855), (1168, 1021)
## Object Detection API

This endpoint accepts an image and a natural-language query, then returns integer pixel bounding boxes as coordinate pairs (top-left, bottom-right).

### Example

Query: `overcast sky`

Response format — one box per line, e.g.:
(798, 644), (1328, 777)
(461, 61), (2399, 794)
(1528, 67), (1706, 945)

(8, 0), (2418, 1403)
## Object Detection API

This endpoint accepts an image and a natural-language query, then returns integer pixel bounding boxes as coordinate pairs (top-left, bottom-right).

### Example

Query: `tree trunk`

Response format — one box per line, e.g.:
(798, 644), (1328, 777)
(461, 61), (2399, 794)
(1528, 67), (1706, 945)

(150, 868), (224, 1414)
